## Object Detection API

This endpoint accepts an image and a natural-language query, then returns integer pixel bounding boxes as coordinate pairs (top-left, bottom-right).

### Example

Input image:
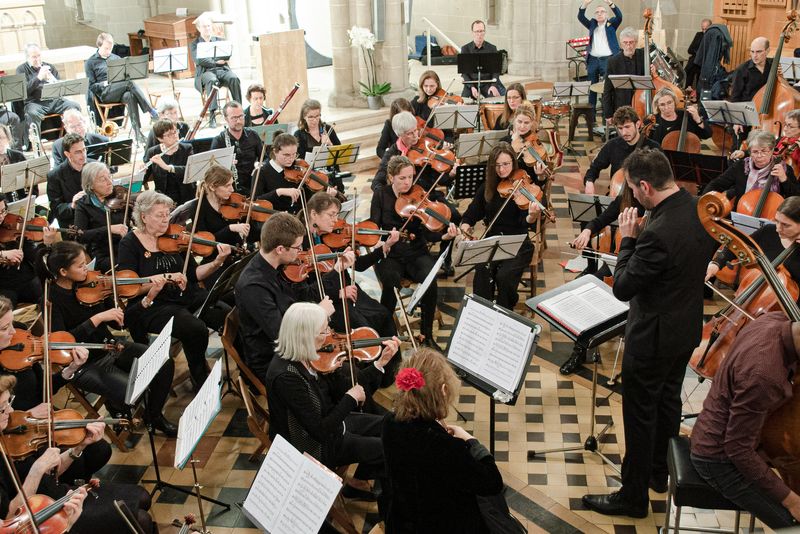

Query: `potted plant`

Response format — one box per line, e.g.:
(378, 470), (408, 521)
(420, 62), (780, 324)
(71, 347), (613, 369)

(347, 26), (391, 109)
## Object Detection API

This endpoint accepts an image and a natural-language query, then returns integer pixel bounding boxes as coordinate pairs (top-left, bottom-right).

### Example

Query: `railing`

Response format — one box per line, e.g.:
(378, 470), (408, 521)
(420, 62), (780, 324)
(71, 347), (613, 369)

(420, 17), (460, 67)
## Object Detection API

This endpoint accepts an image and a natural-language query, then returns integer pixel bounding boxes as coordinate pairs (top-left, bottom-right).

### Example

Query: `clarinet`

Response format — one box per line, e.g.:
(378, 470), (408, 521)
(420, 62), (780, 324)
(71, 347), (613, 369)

(223, 128), (240, 188)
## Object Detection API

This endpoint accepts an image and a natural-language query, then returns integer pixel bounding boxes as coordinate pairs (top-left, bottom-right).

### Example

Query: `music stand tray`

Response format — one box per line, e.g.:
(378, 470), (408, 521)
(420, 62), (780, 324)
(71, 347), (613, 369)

(453, 164), (487, 200)
(457, 52), (503, 81)
(0, 74), (27, 104)
(455, 130), (507, 160)
(453, 234), (526, 268)
(663, 150), (728, 190)
(107, 55), (149, 83)
(40, 79), (89, 100)
(86, 139), (134, 167)
(608, 75), (655, 91)
(249, 123), (290, 145)
(153, 47), (189, 74)
(567, 193), (615, 224)
(432, 105), (480, 130)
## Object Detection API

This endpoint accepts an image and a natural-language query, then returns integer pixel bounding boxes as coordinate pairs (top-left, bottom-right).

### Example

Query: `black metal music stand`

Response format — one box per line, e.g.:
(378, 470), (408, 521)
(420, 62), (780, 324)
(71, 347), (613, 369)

(86, 139), (134, 167)
(701, 100), (759, 157)
(457, 51), (503, 126)
(663, 150), (728, 192)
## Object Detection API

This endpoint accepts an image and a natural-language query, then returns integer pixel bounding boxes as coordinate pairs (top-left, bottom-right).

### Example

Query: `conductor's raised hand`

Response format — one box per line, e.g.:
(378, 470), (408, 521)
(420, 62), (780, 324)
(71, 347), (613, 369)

(617, 206), (641, 239)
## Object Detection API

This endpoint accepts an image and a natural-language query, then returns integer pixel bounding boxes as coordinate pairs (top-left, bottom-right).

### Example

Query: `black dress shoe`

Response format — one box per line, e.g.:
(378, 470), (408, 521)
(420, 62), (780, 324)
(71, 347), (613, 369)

(582, 491), (648, 518)
(421, 336), (444, 352)
(437, 263), (455, 278)
(649, 475), (668, 493)
(560, 345), (587, 375)
(341, 484), (377, 501)
(150, 415), (178, 438)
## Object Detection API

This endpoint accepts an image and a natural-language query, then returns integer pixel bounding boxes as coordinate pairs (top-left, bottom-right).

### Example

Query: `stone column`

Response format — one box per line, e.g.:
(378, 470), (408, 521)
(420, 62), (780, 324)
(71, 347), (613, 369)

(379, 0), (412, 103)
(329, 0), (358, 106)
(509, 0), (575, 82)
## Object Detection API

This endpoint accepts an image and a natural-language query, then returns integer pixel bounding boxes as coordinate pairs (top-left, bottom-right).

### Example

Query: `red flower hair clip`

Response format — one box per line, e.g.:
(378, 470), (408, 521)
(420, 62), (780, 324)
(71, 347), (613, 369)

(396, 367), (425, 392)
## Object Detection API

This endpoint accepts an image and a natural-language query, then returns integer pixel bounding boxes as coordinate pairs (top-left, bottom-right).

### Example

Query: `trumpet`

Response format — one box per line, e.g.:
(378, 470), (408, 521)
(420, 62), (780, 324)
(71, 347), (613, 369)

(143, 140), (182, 169)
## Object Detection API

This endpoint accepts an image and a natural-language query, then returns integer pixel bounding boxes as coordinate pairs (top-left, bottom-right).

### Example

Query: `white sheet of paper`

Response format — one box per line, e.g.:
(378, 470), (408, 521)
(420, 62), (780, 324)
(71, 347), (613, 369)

(537, 282), (628, 335)
(174, 359), (223, 469)
(406, 244), (449, 314)
(125, 318), (172, 405)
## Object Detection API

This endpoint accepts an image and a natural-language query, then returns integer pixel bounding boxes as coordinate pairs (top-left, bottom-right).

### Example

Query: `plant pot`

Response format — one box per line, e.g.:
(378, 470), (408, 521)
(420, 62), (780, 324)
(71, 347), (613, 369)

(367, 95), (384, 110)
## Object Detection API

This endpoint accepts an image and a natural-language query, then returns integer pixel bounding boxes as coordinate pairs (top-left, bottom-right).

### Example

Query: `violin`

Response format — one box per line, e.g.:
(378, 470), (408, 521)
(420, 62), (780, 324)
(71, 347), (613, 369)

(103, 185), (139, 213)
(322, 219), (411, 249)
(4, 410), (129, 459)
(284, 159), (347, 202)
(496, 169), (555, 222)
(510, 131), (553, 177)
(426, 88), (463, 108)
(74, 270), (153, 306)
(157, 224), (243, 257)
(407, 142), (456, 174)
(281, 244), (340, 283)
(394, 184), (452, 232)
(0, 479), (99, 534)
(311, 327), (395, 373)
(0, 330), (122, 372)
(0, 214), (82, 244)
(416, 116), (446, 148)
(218, 192), (280, 223)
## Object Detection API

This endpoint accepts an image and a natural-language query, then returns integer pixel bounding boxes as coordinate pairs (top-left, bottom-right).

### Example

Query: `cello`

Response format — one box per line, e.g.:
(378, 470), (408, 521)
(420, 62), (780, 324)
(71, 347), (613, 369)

(660, 89), (702, 154)
(751, 11), (800, 138)
(632, 9), (684, 120)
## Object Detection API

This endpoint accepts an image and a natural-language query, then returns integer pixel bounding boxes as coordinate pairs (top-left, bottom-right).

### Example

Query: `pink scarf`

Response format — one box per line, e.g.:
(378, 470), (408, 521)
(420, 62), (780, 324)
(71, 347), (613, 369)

(744, 157), (780, 193)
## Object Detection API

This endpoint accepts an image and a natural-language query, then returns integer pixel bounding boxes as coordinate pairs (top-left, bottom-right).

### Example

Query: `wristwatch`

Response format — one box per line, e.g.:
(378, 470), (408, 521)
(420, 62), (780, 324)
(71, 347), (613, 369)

(68, 447), (83, 460)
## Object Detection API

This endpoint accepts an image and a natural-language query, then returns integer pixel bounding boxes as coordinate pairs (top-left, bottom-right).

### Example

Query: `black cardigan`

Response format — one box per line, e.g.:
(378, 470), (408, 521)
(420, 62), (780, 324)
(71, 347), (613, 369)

(702, 159), (800, 207)
(74, 195), (127, 272)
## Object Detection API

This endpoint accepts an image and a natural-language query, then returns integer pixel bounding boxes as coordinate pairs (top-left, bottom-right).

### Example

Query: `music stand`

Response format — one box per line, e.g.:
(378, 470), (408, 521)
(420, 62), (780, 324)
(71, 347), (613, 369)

(457, 51), (503, 116)
(0, 74), (26, 104)
(526, 276), (628, 472)
(405, 244), (450, 314)
(153, 47), (189, 102)
(452, 234), (526, 283)
(196, 41), (233, 62)
(86, 139), (134, 167)
(452, 164), (487, 200)
(455, 130), (506, 162)
(431, 105), (480, 130)
(730, 212), (773, 236)
(701, 100), (759, 156)
(190, 137), (214, 154)
(780, 57), (800, 83)
(184, 146), (235, 185)
(40, 79), (89, 100)
(308, 143), (360, 169)
(607, 74), (655, 91)
(553, 81), (591, 154)
(249, 123), (290, 145)
(107, 55), (149, 84)
(567, 193), (614, 224)
(0, 156), (49, 194)
(663, 150), (728, 192)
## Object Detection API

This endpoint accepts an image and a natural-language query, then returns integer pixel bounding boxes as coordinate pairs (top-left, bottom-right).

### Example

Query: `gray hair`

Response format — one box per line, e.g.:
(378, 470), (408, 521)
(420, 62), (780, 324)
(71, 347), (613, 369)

(620, 27), (638, 42)
(391, 111), (417, 136)
(157, 97), (180, 114)
(62, 109), (84, 132)
(747, 130), (776, 150)
(131, 190), (174, 228)
(276, 302), (328, 362)
(24, 43), (41, 58)
(652, 88), (678, 113)
(786, 109), (800, 125)
(81, 161), (110, 195)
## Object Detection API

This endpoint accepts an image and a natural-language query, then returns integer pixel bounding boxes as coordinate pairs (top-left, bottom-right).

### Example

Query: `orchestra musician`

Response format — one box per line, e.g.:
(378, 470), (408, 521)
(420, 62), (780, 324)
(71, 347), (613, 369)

(144, 119), (195, 206)
(582, 148), (718, 518)
(143, 97), (189, 160)
(210, 101), (263, 195)
(52, 109), (108, 169)
(370, 155), (458, 350)
(701, 131), (799, 208)
(690, 311), (800, 529)
(376, 98), (413, 157)
(0, 124), (29, 202)
(492, 82), (527, 132)
(15, 43), (80, 139)
(266, 302), (400, 503)
(649, 88), (710, 145)
(411, 70), (443, 121)
(74, 161), (129, 273)
(117, 190), (231, 390)
(504, 102), (550, 191)
(47, 133), (97, 227)
(685, 19), (712, 89)
(601, 27), (643, 125)
(579, 0), (623, 119)
(85, 33), (158, 144)
(294, 99), (343, 186)
(234, 212), (350, 381)
(254, 132), (303, 213)
(190, 12), (243, 128)
(730, 36), (771, 137)
(460, 20), (505, 99)
(0, 104), (24, 151)
(460, 143), (540, 311)
(244, 83), (273, 127)
(35, 241), (177, 436)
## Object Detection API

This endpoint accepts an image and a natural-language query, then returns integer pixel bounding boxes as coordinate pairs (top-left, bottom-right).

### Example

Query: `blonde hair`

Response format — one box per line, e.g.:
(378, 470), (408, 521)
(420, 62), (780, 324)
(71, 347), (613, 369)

(653, 88), (678, 114)
(0, 296), (12, 318)
(276, 303), (328, 362)
(393, 348), (459, 422)
(512, 101), (538, 125)
(131, 190), (174, 228)
(204, 165), (233, 191)
(0, 375), (16, 396)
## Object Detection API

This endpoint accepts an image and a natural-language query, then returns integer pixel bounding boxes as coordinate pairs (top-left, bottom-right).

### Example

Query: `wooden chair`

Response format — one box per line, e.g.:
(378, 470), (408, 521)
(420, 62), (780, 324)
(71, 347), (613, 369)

(238, 376), (270, 461)
(200, 86), (230, 111)
(147, 89), (184, 121)
(39, 113), (64, 141)
(221, 308), (266, 397)
(525, 179), (553, 298)
(92, 95), (128, 133)
(330, 466), (360, 534)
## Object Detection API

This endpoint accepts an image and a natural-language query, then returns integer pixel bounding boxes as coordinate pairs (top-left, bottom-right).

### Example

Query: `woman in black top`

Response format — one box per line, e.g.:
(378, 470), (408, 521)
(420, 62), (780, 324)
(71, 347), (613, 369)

(370, 156), (457, 349)
(376, 98), (413, 157)
(0, 124), (28, 202)
(706, 196), (800, 296)
(118, 190), (231, 388)
(503, 102), (551, 192)
(244, 83), (273, 127)
(74, 161), (128, 273)
(410, 70), (442, 122)
(144, 119), (195, 206)
(35, 240), (177, 435)
(143, 97), (189, 161)
(460, 143), (539, 310)
(255, 133), (306, 213)
(492, 82), (526, 132)
(649, 88), (711, 145)
(294, 99), (342, 175)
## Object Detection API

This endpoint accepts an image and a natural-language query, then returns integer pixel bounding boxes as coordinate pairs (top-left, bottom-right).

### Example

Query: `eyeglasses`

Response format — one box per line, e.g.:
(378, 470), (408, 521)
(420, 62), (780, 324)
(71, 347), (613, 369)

(0, 208), (7, 216)
(228, 114), (245, 121)
(286, 244), (303, 252)
(750, 148), (772, 156)
(317, 326), (331, 337)
(495, 161), (513, 168)
(0, 395), (15, 414)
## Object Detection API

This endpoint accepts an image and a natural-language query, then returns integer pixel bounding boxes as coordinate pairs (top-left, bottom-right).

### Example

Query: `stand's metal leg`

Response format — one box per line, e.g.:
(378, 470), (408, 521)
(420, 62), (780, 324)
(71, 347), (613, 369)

(606, 337), (624, 386)
(191, 458), (210, 534)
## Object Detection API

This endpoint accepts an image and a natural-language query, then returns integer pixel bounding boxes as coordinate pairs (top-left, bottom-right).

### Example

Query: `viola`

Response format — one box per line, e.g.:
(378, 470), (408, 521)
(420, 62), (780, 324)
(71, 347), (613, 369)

(103, 185), (140, 213)
(496, 169), (555, 222)
(311, 327), (387, 373)
(0, 479), (99, 534)
(407, 142), (456, 174)
(416, 116), (446, 148)
(75, 270), (153, 306)
(322, 219), (411, 249)
(281, 244), (340, 283)
(510, 131), (553, 177)
(394, 184), (452, 232)
(218, 192), (280, 223)
(284, 160), (347, 202)
(0, 330), (122, 372)
(4, 410), (129, 459)
(426, 88), (463, 109)
(0, 214), (82, 244)
(157, 224), (243, 257)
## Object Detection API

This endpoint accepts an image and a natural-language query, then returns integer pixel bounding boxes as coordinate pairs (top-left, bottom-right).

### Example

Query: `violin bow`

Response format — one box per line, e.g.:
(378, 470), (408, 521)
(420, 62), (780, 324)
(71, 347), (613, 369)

(104, 209), (120, 307)
(181, 183), (208, 286)
(244, 139), (270, 232)
(396, 171), (447, 236)
(337, 266), (358, 390)
(351, 186), (357, 288)
(16, 169), (37, 263)
(0, 435), (40, 533)
(393, 287), (418, 351)
(41, 280), (56, 478)
(481, 179), (523, 240)
(122, 138), (139, 227)
(298, 190), (326, 300)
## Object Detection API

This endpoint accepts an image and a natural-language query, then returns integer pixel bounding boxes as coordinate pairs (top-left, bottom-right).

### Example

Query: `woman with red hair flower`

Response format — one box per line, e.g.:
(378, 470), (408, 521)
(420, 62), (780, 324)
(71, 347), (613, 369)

(381, 348), (521, 533)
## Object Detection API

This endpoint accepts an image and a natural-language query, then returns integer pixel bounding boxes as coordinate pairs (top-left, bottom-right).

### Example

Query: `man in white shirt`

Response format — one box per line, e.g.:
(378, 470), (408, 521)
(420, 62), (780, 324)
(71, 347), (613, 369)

(577, 0), (623, 119)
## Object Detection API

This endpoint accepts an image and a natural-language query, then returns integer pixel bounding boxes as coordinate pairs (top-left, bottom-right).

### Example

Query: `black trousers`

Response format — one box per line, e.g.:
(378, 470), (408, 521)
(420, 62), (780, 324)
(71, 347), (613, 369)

(473, 237), (533, 310)
(332, 412), (386, 480)
(99, 81), (151, 131)
(331, 284), (396, 338)
(375, 253), (438, 337)
(619, 348), (692, 507)
(198, 67), (242, 112)
(24, 98), (80, 133)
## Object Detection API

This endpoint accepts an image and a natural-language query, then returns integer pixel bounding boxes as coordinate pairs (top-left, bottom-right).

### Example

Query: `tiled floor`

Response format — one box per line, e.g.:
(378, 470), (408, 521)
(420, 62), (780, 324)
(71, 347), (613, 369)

(46, 118), (766, 533)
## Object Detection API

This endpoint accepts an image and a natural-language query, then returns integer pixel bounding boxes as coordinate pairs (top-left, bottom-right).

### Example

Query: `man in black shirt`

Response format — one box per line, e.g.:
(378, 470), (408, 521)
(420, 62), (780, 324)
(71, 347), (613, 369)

(51, 109), (108, 168)
(602, 27), (644, 124)
(210, 101), (263, 195)
(16, 44), (80, 140)
(47, 133), (96, 227)
(685, 19), (711, 89)
(460, 20), (505, 99)
(731, 36), (771, 138)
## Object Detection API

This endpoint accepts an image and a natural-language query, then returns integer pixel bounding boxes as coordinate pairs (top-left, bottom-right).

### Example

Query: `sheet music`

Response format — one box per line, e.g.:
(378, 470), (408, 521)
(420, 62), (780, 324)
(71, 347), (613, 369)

(174, 359), (223, 468)
(0, 156), (49, 192)
(448, 298), (535, 395)
(730, 211), (773, 236)
(125, 318), (172, 405)
(184, 146), (235, 184)
(537, 282), (628, 335)
(406, 244), (449, 313)
(243, 435), (342, 534)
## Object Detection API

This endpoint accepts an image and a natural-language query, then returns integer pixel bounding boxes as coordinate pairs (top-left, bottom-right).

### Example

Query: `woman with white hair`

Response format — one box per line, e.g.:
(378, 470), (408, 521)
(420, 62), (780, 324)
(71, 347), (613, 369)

(74, 161), (129, 273)
(266, 302), (399, 500)
(117, 190), (232, 388)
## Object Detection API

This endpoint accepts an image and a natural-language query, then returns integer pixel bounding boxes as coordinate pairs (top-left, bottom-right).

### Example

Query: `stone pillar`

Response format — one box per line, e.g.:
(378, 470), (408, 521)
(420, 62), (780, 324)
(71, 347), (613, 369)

(378, 0), (412, 103)
(329, 0), (358, 106)
(509, 0), (575, 82)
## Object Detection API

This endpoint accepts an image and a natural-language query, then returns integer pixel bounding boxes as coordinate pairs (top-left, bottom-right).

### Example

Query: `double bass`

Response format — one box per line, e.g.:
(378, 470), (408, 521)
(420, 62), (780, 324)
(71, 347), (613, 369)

(632, 9), (684, 120)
